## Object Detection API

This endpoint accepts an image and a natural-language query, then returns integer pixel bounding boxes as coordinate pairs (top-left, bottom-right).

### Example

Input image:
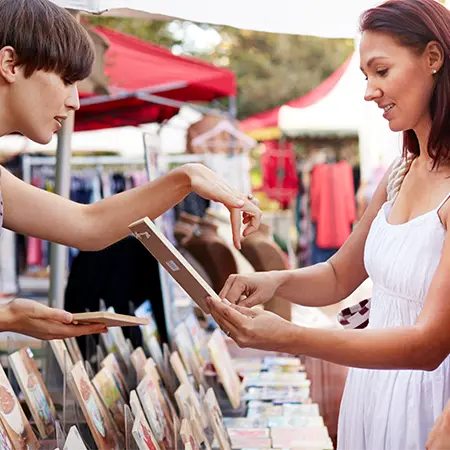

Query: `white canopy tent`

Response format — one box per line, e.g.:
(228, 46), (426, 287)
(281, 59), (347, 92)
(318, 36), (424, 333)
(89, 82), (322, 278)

(279, 53), (364, 139)
(52, 0), (382, 38)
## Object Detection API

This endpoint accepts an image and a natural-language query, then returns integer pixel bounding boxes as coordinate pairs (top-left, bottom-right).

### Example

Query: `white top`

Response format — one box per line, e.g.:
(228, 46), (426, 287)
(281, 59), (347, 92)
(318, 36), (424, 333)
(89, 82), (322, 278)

(337, 192), (450, 449)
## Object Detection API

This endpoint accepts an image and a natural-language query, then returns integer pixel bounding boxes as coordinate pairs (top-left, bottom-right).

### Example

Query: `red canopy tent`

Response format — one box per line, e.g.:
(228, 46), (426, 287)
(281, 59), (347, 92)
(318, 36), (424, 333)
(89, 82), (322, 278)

(240, 55), (352, 141)
(76, 26), (237, 131)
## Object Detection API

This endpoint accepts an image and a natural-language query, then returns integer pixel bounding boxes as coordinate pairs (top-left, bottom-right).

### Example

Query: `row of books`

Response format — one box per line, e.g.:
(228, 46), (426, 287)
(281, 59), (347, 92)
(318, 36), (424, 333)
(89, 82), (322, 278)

(0, 300), (333, 449)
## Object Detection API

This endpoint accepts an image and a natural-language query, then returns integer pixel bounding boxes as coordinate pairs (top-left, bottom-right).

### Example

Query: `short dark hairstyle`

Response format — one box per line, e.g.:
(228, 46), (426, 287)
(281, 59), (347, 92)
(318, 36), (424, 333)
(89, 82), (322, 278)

(360, 0), (450, 168)
(0, 0), (94, 83)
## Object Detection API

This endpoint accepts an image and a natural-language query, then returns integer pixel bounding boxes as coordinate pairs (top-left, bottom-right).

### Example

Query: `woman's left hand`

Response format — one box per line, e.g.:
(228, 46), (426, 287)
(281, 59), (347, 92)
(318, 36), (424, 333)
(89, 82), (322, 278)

(426, 402), (450, 449)
(206, 296), (291, 352)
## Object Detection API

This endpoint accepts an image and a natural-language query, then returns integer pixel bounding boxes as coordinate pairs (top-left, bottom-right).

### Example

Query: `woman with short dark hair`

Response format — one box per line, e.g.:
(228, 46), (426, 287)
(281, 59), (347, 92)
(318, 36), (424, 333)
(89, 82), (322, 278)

(0, 0), (261, 340)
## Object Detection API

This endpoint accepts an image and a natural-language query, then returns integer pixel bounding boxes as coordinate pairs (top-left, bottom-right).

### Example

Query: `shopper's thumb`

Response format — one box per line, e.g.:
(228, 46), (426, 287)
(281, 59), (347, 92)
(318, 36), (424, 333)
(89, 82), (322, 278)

(228, 302), (258, 318)
(238, 293), (262, 308)
(34, 303), (73, 324)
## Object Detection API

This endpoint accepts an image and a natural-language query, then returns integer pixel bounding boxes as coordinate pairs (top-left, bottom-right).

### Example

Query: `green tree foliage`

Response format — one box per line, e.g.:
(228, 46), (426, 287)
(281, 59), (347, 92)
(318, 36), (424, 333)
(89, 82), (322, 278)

(86, 16), (180, 49)
(86, 17), (353, 119)
(203, 29), (354, 118)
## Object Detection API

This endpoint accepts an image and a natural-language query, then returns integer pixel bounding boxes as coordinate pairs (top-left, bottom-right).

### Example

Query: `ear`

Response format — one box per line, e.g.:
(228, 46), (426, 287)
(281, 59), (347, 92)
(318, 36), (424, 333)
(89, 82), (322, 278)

(425, 41), (444, 74)
(0, 46), (19, 84)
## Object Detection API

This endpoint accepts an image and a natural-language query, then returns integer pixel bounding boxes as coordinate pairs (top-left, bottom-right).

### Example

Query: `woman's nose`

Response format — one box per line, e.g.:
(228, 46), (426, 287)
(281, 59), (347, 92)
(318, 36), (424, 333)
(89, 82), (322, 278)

(66, 84), (80, 111)
(364, 82), (382, 102)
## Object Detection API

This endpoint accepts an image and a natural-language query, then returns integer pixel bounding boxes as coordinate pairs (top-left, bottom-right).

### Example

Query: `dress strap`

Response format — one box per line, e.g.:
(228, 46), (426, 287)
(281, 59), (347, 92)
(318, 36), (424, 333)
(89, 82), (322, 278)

(436, 192), (450, 212)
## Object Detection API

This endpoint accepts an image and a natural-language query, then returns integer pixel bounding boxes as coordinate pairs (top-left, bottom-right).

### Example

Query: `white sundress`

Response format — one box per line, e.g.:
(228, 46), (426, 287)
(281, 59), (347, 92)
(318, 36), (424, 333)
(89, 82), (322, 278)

(337, 193), (450, 450)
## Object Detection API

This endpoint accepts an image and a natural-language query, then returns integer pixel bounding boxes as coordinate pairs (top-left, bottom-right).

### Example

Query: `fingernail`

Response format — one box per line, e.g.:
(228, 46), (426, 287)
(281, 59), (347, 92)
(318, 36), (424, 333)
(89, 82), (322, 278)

(236, 200), (244, 207)
(64, 312), (73, 323)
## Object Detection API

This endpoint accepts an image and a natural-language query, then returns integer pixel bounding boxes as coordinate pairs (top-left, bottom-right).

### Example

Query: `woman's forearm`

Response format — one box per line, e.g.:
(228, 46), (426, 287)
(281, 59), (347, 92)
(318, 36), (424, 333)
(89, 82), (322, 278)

(83, 166), (191, 250)
(270, 262), (343, 307)
(3, 163), (260, 252)
(282, 324), (443, 371)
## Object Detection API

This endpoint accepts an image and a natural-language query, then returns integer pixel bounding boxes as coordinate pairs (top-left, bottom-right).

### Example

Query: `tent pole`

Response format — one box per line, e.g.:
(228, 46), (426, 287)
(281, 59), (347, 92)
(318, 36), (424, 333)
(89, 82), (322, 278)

(228, 95), (238, 154)
(48, 116), (73, 309)
(48, 9), (79, 310)
(228, 95), (238, 120)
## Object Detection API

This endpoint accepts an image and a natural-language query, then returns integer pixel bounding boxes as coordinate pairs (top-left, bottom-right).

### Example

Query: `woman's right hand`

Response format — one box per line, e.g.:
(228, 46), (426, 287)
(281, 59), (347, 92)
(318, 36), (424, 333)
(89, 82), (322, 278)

(219, 272), (280, 308)
(181, 163), (261, 249)
(0, 298), (107, 340)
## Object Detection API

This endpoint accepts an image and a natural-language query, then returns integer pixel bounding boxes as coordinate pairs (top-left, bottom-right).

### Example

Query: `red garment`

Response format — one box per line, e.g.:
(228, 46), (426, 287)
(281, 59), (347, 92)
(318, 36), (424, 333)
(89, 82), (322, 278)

(27, 176), (44, 267)
(310, 161), (356, 248)
(27, 237), (42, 267)
(261, 142), (298, 208)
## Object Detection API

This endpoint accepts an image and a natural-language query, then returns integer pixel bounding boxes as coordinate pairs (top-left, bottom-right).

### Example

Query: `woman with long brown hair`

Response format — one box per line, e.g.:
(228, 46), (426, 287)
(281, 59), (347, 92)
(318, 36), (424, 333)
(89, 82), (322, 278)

(208, 1), (450, 447)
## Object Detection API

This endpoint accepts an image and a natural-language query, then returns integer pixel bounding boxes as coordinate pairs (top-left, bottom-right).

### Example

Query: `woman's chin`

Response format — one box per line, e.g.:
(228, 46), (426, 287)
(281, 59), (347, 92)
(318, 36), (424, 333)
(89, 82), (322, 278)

(388, 120), (405, 133)
(27, 131), (53, 145)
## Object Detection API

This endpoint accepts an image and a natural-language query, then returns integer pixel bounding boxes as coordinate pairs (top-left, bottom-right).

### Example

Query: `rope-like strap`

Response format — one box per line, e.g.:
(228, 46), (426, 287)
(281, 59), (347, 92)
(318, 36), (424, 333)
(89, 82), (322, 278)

(386, 153), (414, 201)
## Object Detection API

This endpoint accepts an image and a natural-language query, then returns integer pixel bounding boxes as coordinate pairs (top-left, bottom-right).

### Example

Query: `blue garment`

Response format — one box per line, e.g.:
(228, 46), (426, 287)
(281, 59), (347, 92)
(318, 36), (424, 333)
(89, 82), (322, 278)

(311, 223), (338, 264)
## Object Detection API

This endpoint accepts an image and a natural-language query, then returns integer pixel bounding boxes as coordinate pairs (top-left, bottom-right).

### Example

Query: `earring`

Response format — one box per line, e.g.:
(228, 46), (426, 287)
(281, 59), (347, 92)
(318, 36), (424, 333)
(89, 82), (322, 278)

(432, 69), (437, 74)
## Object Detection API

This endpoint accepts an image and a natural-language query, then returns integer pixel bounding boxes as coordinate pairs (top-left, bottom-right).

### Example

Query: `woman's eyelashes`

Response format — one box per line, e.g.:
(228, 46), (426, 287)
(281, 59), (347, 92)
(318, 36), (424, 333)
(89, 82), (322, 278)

(363, 68), (389, 81)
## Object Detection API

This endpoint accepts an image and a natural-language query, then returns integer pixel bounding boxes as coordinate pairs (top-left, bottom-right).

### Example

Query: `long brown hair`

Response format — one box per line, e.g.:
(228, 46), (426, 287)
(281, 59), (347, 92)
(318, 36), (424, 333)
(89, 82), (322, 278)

(360, 0), (450, 168)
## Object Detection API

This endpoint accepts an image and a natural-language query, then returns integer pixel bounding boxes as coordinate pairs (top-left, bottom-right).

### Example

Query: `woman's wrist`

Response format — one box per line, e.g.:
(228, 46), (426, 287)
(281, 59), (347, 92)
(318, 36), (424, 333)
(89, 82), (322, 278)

(268, 269), (291, 297)
(269, 320), (305, 354)
(0, 300), (13, 332)
(174, 163), (199, 192)
(284, 323), (305, 355)
(169, 164), (195, 195)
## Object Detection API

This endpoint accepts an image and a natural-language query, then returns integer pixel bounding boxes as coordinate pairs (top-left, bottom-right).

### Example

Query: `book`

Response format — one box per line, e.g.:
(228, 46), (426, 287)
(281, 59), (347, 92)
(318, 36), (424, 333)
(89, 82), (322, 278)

(129, 217), (223, 313)
(9, 348), (56, 439)
(0, 364), (39, 450)
(73, 311), (148, 327)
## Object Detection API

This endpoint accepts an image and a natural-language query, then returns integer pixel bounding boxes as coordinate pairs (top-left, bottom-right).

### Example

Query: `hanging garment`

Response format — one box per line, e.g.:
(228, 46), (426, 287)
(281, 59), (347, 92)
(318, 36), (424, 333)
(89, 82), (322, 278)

(111, 173), (127, 194)
(26, 237), (42, 267)
(261, 142), (299, 208)
(23, 167), (146, 270)
(310, 223), (338, 264)
(310, 161), (356, 249)
(174, 192), (210, 219)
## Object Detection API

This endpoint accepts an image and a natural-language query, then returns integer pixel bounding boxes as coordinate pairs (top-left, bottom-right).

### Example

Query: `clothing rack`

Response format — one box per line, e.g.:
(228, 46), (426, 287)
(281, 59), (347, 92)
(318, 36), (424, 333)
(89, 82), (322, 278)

(21, 151), (208, 341)
(21, 154), (146, 185)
